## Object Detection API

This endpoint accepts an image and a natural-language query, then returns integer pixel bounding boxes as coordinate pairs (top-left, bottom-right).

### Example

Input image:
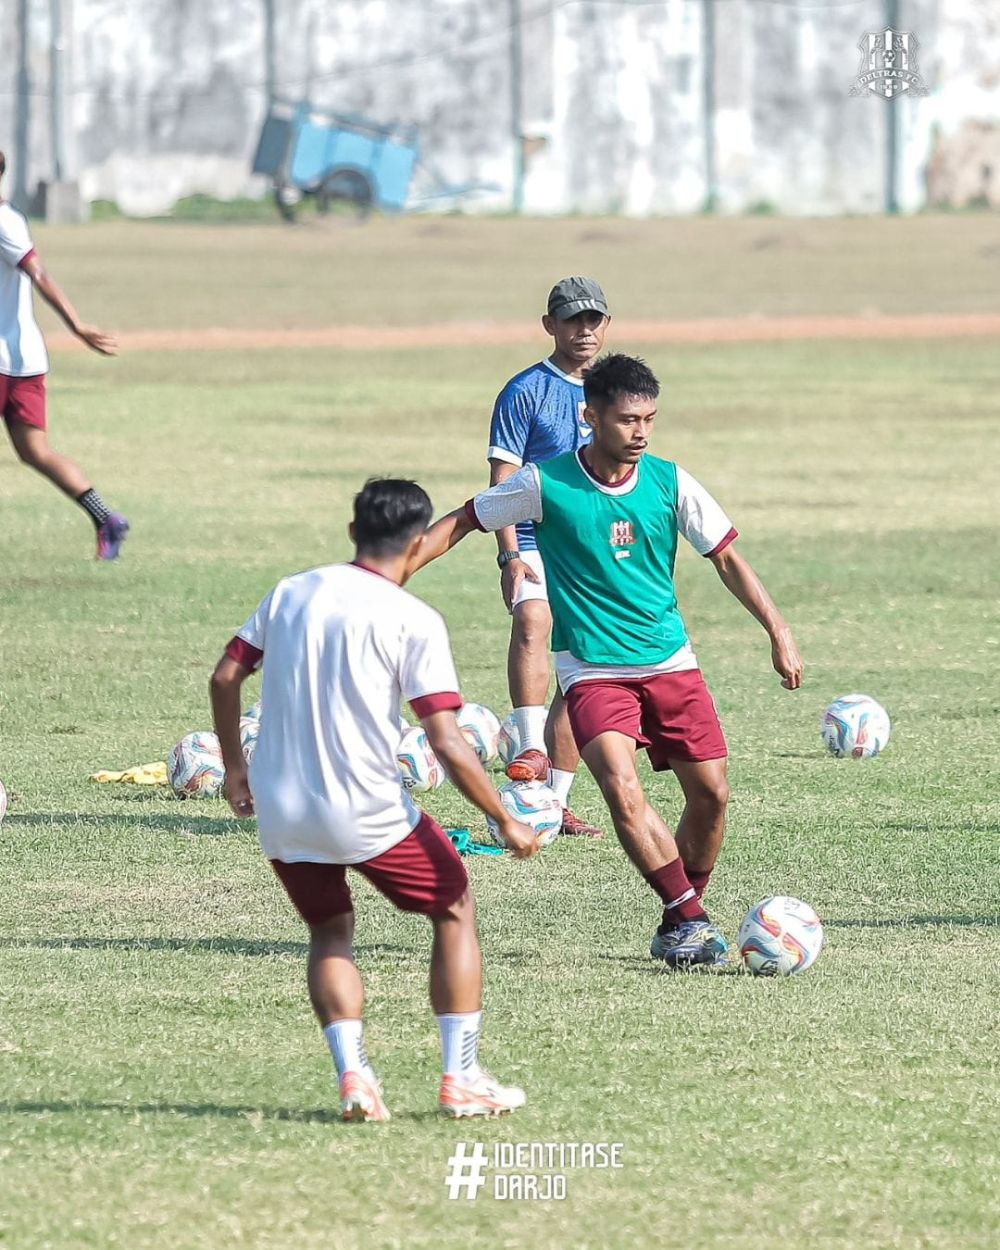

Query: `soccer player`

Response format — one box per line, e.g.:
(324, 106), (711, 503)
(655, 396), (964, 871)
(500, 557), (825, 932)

(489, 276), (610, 838)
(413, 355), (804, 968)
(0, 152), (129, 559)
(211, 478), (539, 1123)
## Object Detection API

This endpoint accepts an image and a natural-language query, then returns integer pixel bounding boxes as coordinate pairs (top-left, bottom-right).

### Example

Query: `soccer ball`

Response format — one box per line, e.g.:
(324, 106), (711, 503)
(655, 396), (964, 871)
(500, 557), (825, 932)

(486, 780), (563, 850)
(0, 778), (7, 824)
(497, 713), (520, 766)
(821, 693), (891, 759)
(239, 715), (259, 763)
(397, 726), (445, 793)
(168, 731), (226, 799)
(456, 702), (501, 763)
(738, 896), (824, 976)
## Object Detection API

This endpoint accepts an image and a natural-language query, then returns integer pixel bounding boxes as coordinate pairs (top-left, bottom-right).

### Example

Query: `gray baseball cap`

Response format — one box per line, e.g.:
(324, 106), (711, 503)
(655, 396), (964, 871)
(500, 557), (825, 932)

(547, 276), (610, 320)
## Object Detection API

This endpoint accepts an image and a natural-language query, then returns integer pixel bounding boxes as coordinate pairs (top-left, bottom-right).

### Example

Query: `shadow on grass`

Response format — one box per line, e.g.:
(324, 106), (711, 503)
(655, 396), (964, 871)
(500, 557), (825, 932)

(596, 953), (745, 977)
(0, 936), (418, 958)
(0, 1100), (445, 1126)
(3, 811), (247, 836)
(825, 914), (999, 929)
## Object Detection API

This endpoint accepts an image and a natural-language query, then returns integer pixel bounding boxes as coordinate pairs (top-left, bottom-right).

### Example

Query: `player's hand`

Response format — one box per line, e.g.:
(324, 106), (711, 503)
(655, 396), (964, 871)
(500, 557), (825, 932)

(771, 626), (804, 689)
(225, 768), (255, 818)
(76, 325), (118, 356)
(501, 559), (540, 614)
(500, 817), (541, 859)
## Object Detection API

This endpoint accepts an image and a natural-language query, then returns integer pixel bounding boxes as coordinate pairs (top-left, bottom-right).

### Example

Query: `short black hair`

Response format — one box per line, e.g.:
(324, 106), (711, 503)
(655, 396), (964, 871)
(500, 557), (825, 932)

(583, 353), (660, 410)
(352, 477), (433, 557)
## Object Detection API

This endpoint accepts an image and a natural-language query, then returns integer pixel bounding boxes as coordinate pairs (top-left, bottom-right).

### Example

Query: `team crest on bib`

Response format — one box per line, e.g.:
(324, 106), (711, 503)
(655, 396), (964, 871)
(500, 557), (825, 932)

(610, 520), (635, 548)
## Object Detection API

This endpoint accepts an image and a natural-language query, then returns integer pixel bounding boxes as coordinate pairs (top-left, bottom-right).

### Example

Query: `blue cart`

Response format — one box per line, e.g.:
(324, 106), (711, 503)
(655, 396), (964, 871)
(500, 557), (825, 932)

(252, 101), (420, 220)
(252, 101), (500, 220)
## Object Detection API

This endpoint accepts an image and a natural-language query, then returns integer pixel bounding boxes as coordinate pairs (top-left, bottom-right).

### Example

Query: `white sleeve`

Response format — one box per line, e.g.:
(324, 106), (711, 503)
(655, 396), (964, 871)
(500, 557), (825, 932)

(471, 463), (542, 532)
(676, 467), (737, 556)
(0, 209), (34, 269)
(400, 608), (461, 703)
(236, 589), (275, 650)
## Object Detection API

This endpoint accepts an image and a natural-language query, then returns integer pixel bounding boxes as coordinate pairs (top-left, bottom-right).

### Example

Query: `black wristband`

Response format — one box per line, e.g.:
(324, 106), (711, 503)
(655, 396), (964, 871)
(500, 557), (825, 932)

(497, 549), (521, 569)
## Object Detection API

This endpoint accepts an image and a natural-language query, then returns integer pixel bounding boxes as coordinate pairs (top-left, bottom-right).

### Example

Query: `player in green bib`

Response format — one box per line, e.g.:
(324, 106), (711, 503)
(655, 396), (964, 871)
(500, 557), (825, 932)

(415, 355), (804, 967)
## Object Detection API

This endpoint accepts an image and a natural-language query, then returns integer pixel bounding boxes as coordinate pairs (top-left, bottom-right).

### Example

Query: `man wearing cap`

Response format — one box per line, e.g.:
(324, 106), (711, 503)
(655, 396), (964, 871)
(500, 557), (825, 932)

(486, 277), (610, 838)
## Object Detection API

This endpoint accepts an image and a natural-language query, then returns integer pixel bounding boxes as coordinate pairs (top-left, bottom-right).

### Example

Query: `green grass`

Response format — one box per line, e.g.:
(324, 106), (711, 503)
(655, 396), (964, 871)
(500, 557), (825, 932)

(0, 223), (998, 1250)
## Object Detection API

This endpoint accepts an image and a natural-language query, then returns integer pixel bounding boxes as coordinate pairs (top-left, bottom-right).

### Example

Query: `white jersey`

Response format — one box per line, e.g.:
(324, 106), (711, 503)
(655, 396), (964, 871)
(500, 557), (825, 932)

(0, 203), (48, 377)
(234, 563), (461, 865)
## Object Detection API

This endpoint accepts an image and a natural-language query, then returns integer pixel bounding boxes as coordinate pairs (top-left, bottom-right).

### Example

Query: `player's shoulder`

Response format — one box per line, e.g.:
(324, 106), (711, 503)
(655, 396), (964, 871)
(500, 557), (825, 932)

(495, 360), (551, 402)
(0, 201), (29, 233)
(644, 452), (679, 478)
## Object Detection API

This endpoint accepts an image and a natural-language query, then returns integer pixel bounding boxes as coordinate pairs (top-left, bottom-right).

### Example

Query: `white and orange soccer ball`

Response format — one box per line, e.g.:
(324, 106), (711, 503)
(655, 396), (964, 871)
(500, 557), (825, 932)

(0, 778), (7, 824)
(486, 780), (562, 850)
(821, 694), (891, 759)
(456, 702), (501, 763)
(239, 715), (260, 763)
(738, 896), (824, 976)
(397, 726), (446, 793)
(168, 731), (226, 799)
(497, 714), (520, 766)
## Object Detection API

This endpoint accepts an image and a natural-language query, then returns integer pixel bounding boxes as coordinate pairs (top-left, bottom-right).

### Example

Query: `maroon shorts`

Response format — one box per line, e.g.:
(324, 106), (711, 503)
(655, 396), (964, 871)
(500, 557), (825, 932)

(271, 812), (469, 926)
(1, 374), (47, 430)
(565, 669), (728, 772)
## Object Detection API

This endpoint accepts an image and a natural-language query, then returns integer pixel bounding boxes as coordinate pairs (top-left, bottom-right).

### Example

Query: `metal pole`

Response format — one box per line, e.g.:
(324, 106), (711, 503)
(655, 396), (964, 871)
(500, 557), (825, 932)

(701, 0), (717, 212)
(50, 0), (69, 181)
(509, 0), (524, 213)
(14, 0), (32, 209)
(885, 0), (899, 213)
(263, 0), (277, 106)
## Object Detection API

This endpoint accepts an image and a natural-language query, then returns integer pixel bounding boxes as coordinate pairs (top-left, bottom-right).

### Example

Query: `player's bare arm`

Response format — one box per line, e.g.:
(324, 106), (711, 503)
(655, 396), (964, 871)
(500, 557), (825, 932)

(209, 654), (255, 816)
(709, 544), (804, 689)
(420, 709), (539, 858)
(19, 253), (118, 356)
(405, 506), (477, 576)
(489, 458), (541, 611)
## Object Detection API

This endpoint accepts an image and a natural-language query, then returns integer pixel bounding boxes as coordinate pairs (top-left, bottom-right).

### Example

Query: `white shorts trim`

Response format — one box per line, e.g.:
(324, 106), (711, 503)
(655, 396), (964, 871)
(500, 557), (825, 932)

(511, 548), (548, 608)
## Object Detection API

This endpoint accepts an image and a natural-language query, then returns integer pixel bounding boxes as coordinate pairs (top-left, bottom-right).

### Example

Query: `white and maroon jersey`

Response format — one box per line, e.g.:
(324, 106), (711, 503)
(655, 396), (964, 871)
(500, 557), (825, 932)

(0, 203), (48, 377)
(469, 456), (737, 689)
(227, 562), (461, 865)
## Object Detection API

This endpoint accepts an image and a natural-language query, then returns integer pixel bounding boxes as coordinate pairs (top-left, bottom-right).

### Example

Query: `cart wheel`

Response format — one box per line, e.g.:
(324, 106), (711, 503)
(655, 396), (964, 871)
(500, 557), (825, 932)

(274, 181), (302, 222)
(318, 170), (374, 220)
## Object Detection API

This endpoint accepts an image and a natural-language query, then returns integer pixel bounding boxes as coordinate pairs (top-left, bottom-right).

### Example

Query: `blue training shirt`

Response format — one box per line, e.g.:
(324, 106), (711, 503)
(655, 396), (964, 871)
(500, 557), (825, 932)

(487, 359), (592, 552)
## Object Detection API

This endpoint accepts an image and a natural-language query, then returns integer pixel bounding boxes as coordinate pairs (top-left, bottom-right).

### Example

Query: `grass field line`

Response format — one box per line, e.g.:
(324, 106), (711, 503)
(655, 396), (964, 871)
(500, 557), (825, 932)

(45, 311), (1000, 354)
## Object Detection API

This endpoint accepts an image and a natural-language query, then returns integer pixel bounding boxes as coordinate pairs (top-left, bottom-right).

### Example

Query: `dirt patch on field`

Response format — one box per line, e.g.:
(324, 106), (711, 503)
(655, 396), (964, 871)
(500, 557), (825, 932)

(48, 313), (1000, 355)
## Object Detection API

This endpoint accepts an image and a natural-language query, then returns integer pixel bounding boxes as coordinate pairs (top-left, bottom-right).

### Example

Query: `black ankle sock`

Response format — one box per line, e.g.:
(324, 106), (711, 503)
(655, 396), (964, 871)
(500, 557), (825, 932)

(76, 488), (111, 530)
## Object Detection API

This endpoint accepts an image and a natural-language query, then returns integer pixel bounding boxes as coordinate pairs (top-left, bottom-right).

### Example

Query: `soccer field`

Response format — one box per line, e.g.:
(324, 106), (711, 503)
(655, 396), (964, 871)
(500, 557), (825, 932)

(0, 217), (998, 1250)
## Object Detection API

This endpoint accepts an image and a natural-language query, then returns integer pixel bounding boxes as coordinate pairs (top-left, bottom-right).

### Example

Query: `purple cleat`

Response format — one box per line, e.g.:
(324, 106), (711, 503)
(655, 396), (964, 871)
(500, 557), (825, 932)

(96, 513), (130, 561)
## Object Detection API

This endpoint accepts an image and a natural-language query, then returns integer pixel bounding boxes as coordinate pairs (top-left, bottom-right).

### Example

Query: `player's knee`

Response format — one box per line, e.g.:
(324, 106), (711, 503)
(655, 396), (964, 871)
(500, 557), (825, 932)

(511, 602), (552, 650)
(437, 888), (475, 926)
(600, 769), (643, 824)
(12, 438), (44, 468)
(692, 773), (730, 816)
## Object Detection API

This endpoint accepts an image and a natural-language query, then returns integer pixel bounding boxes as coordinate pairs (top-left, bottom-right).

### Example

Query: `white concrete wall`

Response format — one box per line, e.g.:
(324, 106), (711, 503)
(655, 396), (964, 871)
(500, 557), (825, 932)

(0, 0), (997, 216)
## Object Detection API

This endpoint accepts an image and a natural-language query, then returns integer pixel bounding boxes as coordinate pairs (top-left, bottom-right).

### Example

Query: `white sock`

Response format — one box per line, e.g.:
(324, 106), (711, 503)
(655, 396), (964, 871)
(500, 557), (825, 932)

(549, 767), (574, 805)
(323, 1018), (370, 1078)
(438, 1010), (482, 1079)
(511, 706), (548, 754)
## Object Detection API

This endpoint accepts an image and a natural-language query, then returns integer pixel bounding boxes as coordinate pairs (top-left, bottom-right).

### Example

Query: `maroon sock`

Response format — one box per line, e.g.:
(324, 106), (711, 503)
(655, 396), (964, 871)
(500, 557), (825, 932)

(644, 860), (708, 925)
(686, 867), (712, 900)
